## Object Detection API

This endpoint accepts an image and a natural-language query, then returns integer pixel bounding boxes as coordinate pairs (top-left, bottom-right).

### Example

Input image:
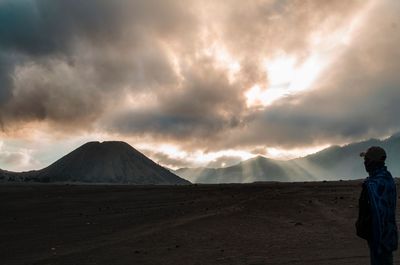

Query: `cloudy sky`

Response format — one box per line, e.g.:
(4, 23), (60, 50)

(1, 0), (400, 171)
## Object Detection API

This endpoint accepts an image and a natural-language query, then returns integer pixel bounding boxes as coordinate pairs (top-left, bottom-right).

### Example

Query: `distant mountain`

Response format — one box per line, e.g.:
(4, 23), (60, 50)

(0, 169), (7, 181)
(2, 141), (190, 185)
(175, 134), (400, 183)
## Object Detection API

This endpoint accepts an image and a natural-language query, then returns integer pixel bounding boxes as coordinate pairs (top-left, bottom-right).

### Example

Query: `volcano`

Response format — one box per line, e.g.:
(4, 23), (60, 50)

(21, 141), (190, 185)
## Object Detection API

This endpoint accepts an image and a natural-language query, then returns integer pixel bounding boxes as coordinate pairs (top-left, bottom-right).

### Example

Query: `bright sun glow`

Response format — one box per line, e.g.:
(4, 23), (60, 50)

(265, 56), (296, 87)
(266, 144), (331, 160)
(266, 54), (324, 92)
(245, 53), (325, 107)
(245, 1), (375, 108)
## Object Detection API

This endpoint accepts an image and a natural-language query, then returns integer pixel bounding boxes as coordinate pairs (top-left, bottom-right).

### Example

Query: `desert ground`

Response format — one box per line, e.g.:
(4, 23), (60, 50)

(1, 180), (399, 265)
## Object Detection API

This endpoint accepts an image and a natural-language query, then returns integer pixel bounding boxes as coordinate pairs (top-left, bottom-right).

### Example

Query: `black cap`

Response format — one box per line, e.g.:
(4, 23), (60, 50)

(360, 146), (387, 162)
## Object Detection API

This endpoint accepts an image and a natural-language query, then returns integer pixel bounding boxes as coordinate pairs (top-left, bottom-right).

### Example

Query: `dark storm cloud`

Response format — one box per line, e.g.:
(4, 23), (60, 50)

(0, 53), (16, 104)
(107, 59), (245, 141)
(0, 0), (186, 55)
(0, 0), (194, 128)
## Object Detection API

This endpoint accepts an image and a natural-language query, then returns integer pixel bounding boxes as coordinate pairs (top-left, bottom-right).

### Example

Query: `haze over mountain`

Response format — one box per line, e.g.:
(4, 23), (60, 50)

(1, 141), (190, 185)
(2, 134), (399, 184)
(175, 133), (400, 183)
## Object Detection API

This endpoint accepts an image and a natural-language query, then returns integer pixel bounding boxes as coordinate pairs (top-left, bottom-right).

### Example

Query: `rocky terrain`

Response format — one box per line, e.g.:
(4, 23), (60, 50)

(2, 180), (398, 265)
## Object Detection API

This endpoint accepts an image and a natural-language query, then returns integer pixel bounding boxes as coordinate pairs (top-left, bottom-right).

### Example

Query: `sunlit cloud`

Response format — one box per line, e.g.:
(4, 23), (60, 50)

(265, 144), (331, 160)
(244, 1), (375, 108)
(203, 42), (241, 83)
(0, 140), (41, 171)
(136, 142), (255, 169)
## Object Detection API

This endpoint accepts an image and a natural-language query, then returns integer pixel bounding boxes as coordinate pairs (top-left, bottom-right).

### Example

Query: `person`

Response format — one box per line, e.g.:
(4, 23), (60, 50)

(356, 146), (398, 265)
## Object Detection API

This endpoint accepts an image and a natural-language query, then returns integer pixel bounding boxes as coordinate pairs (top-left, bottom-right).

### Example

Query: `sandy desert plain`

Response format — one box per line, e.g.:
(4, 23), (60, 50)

(1, 180), (400, 265)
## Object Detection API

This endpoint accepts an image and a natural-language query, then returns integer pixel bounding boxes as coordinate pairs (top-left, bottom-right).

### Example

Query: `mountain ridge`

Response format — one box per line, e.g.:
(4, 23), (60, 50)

(175, 134), (400, 183)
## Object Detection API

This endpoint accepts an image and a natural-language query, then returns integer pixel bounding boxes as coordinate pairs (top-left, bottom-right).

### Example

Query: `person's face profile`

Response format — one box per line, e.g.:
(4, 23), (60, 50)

(364, 158), (371, 170)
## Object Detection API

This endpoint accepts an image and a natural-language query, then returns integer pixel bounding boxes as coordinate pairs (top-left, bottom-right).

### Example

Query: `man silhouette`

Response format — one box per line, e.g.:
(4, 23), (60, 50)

(357, 146), (398, 265)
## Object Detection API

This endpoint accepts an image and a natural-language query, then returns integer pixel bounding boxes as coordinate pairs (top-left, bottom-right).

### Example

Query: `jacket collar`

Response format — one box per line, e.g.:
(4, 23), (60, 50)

(369, 165), (387, 178)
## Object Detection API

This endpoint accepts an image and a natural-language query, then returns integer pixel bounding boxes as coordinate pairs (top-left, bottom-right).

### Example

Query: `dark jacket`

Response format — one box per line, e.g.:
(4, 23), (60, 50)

(363, 166), (398, 253)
